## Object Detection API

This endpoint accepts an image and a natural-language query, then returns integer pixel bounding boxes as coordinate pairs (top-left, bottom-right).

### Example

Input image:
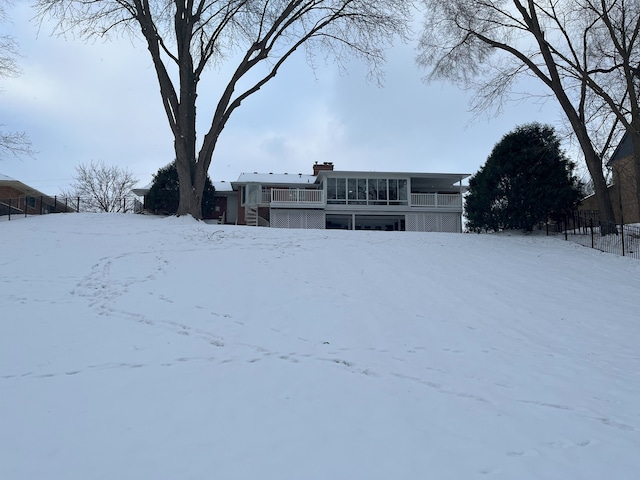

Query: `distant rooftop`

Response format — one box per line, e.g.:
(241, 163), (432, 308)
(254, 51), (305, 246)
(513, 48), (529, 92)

(236, 172), (316, 184)
(212, 181), (233, 192)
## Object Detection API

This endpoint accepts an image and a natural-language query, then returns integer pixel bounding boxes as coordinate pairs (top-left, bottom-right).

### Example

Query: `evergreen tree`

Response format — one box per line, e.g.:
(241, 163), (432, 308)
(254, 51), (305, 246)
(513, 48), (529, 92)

(466, 123), (582, 232)
(146, 162), (216, 218)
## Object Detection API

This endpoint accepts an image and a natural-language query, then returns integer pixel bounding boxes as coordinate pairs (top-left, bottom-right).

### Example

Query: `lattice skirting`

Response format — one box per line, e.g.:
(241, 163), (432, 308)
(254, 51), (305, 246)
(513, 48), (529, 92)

(406, 213), (461, 232)
(270, 209), (326, 229)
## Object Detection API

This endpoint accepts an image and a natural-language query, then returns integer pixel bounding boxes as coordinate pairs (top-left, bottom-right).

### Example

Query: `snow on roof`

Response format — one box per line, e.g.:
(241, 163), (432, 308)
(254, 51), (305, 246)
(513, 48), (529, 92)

(0, 173), (17, 182)
(236, 172), (316, 184)
(212, 181), (233, 192)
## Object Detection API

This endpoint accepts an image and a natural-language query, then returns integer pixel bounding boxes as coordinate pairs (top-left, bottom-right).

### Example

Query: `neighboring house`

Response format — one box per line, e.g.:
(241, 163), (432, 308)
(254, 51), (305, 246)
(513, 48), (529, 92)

(0, 174), (74, 216)
(608, 132), (639, 223)
(232, 163), (469, 232)
(211, 181), (238, 224)
(131, 180), (238, 222)
(579, 133), (639, 224)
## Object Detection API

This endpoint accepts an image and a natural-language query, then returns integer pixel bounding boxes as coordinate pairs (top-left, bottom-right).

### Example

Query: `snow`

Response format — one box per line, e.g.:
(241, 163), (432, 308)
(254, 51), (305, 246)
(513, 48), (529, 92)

(236, 172), (317, 184)
(1, 213), (638, 480)
(212, 180), (234, 192)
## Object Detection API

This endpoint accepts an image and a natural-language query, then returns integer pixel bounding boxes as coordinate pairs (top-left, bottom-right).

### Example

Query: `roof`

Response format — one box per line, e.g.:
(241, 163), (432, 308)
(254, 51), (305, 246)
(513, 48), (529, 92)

(0, 174), (51, 197)
(212, 181), (234, 192)
(131, 180), (236, 196)
(130, 169), (471, 196)
(235, 172), (317, 185)
(316, 170), (471, 190)
(607, 132), (634, 166)
(131, 183), (152, 197)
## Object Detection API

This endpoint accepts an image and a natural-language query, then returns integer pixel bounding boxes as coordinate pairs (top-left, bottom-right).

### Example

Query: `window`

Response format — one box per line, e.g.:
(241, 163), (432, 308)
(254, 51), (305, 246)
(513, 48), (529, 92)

(348, 178), (367, 205)
(368, 179), (378, 201)
(336, 178), (346, 201)
(357, 179), (367, 202)
(389, 179), (398, 201)
(348, 178), (357, 201)
(398, 179), (408, 202)
(327, 178), (337, 203)
(326, 177), (408, 206)
(378, 179), (387, 201)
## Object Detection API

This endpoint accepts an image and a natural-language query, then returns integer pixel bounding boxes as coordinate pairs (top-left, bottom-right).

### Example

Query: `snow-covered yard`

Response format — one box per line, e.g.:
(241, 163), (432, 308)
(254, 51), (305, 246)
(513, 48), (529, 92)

(1, 213), (638, 479)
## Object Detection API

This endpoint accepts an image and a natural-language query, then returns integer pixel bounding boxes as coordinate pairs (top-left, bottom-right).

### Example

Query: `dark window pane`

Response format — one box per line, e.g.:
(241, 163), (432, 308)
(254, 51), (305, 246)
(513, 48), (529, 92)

(399, 180), (408, 201)
(389, 179), (398, 201)
(368, 179), (377, 200)
(337, 178), (346, 200)
(327, 178), (336, 200)
(379, 179), (387, 201)
(348, 178), (357, 200)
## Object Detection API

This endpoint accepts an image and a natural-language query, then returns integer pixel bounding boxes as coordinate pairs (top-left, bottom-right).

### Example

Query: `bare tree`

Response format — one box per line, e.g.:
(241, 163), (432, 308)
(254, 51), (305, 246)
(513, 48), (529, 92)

(1, 0), (34, 160)
(64, 161), (138, 212)
(417, 0), (627, 227)
(37, 0), (411, 219)
(571, 0), (640, 220)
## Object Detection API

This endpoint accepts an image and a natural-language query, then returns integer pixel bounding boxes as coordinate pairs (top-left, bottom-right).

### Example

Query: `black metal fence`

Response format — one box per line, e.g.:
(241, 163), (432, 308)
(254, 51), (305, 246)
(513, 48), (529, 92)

(1, 195), (143, 220)
(546, 210), (639, 259)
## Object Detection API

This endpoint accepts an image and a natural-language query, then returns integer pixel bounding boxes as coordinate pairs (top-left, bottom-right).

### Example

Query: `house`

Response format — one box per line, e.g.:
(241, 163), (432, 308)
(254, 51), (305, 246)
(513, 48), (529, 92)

(210, 180), (238, 224)
(230, 163), (469, 232)
(133, 163), (470, 232)
(607, 132), (639, 223)
(579, 133), (639, 224)
(131, 180), (238, 222)
(0, 174), (74, 216)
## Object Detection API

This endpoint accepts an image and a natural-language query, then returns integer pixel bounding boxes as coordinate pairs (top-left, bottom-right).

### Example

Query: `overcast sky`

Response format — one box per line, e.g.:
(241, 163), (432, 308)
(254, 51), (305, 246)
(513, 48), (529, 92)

(2, 3), (564, 194)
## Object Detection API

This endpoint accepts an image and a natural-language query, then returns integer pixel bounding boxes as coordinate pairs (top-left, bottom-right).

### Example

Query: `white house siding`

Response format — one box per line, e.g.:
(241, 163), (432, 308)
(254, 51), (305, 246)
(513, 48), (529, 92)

(270, 209), (326, 229)
(406, 213), (461, 233)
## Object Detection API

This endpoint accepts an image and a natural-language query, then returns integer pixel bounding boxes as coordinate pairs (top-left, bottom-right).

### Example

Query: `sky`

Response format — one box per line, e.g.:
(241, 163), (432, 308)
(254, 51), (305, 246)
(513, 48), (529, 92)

(1, 213), (639, 479)
(1, 3), (564, 195)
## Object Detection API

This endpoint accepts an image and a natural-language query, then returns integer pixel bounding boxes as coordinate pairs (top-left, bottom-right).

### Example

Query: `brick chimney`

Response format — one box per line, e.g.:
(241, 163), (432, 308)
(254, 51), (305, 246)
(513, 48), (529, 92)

(313, 162), (334, 176)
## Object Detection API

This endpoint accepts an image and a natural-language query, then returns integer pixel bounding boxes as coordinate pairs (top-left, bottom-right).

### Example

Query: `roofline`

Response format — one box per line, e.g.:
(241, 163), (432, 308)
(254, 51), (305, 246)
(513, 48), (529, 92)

(0, 177), (52, 198)
(607, 131), (633, 167)
(316, 170), (471, 181)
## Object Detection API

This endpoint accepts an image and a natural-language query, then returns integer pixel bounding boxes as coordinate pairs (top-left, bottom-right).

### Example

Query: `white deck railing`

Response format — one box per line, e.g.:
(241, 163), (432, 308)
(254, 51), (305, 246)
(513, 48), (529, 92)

(271, 188), (324, 205)
(411, 193), (462, 208)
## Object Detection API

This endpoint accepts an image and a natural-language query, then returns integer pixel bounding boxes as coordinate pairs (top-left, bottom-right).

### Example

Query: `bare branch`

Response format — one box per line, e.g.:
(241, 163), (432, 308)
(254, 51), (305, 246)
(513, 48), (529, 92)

(66, 160), (138, 212)
(36, 0), (412, 218)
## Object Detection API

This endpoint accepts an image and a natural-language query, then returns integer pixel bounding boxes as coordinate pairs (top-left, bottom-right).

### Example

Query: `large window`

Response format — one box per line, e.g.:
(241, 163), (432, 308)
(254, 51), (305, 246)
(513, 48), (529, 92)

(327, 178), (407, 205)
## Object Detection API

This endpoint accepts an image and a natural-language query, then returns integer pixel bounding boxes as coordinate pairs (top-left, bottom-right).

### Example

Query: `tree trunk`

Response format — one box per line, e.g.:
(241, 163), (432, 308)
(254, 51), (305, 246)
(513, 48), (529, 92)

(515, 0), (617, 232)
(173, 4), (203, 220)
(174, 151), (203, 219)
(570, 123), (617, 233)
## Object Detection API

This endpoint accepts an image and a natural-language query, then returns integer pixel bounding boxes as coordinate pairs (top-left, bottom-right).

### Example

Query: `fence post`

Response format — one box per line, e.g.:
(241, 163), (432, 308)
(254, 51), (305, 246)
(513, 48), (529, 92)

(589, 219), (594, 249)
(54, 196), (57, 213)
(621, 222), (625, 257)
(76, 197), (80, 212)
(8, 198), (11, 221)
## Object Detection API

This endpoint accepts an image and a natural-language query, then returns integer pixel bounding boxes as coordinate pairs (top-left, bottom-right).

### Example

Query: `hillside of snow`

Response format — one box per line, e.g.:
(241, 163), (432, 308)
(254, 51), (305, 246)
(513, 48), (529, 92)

(1, 213), (639, 479)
